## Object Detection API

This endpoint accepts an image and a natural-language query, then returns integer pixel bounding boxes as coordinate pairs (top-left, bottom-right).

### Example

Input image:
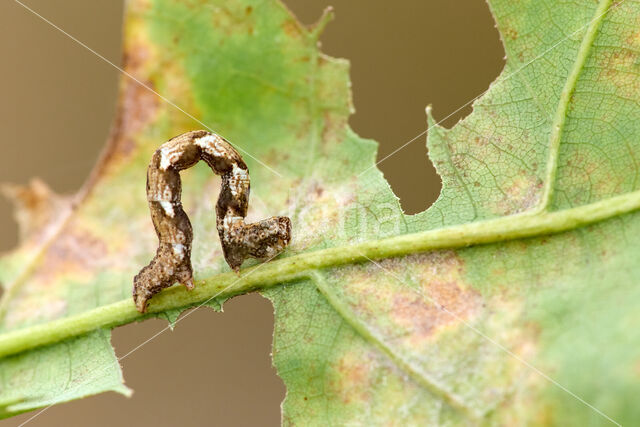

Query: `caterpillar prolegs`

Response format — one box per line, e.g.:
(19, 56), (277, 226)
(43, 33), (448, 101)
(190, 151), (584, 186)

(133, 130), (291, 312)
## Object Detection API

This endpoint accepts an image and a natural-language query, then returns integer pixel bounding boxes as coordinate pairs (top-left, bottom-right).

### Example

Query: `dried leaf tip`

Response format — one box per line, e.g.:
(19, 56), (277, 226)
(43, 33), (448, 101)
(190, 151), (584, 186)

(133, 130), (292, 313)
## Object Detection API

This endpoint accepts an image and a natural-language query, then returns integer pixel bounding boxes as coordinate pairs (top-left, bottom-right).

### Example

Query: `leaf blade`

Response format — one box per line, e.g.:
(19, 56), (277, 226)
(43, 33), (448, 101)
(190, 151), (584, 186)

(1, 0), (639, 424)
(0, 329), (130, 419)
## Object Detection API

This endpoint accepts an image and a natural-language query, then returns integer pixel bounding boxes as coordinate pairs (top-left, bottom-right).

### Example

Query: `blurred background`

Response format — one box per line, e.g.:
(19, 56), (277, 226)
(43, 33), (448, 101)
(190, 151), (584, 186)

(0, 1), (503, 425)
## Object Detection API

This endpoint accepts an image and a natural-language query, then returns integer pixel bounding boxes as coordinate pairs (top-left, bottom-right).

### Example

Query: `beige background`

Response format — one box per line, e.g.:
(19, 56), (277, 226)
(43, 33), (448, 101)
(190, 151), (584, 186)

(0, 1), (503, 425)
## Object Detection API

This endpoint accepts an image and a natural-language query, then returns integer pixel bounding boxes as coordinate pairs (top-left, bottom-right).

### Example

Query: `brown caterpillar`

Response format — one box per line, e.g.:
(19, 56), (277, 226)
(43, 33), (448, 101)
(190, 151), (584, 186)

(133, 130), (291, 313)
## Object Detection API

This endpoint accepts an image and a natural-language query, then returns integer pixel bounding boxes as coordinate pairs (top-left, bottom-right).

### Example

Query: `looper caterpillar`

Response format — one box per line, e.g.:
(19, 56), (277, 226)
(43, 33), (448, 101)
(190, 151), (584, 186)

(132, 130), (291, 312)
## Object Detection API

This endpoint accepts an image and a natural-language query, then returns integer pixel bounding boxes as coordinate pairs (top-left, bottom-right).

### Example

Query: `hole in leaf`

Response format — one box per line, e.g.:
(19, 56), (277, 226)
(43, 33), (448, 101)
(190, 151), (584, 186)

(286, 0), (505, 214)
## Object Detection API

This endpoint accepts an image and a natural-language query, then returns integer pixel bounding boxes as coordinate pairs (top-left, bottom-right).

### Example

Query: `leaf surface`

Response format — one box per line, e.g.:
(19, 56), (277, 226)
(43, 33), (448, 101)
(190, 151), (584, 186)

(1, 0), (640, 424)
(0, 330), (130, 418)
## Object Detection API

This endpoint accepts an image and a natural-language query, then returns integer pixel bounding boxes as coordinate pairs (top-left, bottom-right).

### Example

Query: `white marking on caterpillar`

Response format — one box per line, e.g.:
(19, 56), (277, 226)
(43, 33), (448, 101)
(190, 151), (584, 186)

(172, 243), (185, 259)
(132, 130), (292, 313)
(159, 145), (181, 171)
(195, 134), (226, 157)
(229, 163), (249, 197)
(159, 200), (175, 217)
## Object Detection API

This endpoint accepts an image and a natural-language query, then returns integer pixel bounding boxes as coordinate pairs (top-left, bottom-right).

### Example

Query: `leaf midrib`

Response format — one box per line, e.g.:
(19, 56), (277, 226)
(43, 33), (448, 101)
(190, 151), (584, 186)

(2, 187), (639, 359)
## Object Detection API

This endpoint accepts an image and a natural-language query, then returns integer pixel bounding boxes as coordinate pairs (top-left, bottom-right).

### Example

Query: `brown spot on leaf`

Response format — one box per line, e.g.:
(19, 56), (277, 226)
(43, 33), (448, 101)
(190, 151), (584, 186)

(209, 5), (257, 36)
(114, 76), (160, 156)
(282, 19), (303, 38)
(504, 27), (518, 41)
(330, 351), (374, 404)
(518, 51), (525, 62)
(337, 252), (483, 347)
(1, 179), (73, 246)
(598, 49), (640, 92)
(492, 173), (542, 215)
(389, 252), (482, 342)
(626, 30), (640, 48)
(31, 225), (109, 285)
(290, 180), (357, 249)
(321, 111), (346, 149)
(473, 136), (488, 147)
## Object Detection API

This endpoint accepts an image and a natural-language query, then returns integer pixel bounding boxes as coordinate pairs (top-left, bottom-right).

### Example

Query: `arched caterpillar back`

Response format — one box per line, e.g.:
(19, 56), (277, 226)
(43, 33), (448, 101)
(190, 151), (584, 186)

(133, 130), (291, 312)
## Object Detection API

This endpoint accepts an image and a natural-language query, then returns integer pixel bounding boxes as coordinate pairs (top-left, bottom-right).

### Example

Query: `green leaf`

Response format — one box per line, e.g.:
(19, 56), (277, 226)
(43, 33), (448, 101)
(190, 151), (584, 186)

(1, 0), (639, 424)
(0, 329), (130, 418)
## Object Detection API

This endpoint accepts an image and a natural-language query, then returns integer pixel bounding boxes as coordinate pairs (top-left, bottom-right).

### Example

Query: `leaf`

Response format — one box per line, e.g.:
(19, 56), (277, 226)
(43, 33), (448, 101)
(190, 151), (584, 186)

(1, 0), (639, 424)
(0, 329), (130, 418)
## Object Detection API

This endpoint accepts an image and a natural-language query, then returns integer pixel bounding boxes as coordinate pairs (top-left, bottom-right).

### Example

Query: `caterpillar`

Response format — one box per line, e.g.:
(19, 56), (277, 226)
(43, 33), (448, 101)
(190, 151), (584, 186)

(133, 130), (291, 313)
